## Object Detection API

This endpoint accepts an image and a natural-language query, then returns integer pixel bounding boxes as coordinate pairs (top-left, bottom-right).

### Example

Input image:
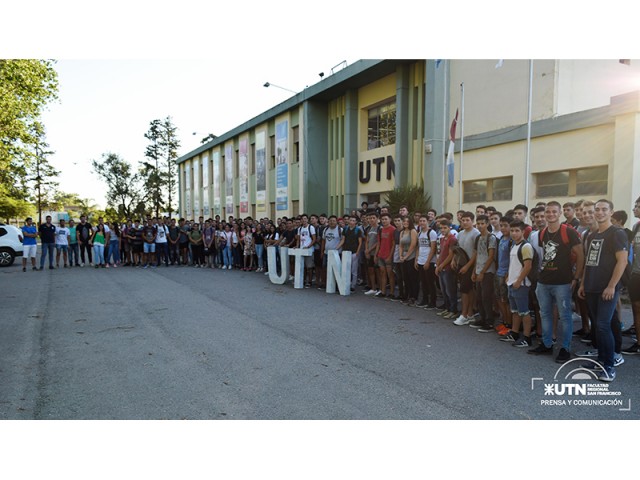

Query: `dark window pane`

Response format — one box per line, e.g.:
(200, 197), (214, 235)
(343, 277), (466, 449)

(537, 171), (569, 197)
(576, 181), (607, 196)
(577, 166), (607, 183)
(538, 184), (569, 198)
(464, 181), (487, 203)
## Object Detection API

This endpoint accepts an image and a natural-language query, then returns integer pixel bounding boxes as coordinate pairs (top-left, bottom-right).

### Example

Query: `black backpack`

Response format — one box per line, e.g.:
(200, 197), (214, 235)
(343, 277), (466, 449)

(515, 241), (540, 283)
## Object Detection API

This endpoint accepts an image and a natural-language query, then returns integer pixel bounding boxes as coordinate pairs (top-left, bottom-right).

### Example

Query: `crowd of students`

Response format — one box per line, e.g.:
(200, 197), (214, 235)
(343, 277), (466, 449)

(19, 196), (640, 382)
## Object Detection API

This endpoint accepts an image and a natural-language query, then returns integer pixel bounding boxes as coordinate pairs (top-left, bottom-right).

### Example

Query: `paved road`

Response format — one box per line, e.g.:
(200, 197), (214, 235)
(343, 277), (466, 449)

(1, 261), (638, 419)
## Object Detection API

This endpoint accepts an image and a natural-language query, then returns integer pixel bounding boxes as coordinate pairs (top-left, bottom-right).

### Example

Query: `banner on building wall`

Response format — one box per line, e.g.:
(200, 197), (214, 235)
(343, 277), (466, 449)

(193, 159), (200, 217)
(276, 120), (288, 211)
(213, 151), (221, 216)
(202, 156), (209, 216)
(225, 144), (233, 215)
(256, 131), (267, 215)
(239, 138), (249, 215)
(185, 164), (191, 217)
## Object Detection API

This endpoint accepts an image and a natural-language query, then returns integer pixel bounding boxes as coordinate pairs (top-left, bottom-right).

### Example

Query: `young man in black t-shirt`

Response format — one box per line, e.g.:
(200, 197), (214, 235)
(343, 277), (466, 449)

(529, 201), (584, 364)
(38, 215), (57, 270)
(578, 199), (629, 382)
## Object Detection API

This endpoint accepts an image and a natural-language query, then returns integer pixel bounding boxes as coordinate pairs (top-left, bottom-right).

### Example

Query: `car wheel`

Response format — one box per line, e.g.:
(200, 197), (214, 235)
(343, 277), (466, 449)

(0, 248), (15, 267)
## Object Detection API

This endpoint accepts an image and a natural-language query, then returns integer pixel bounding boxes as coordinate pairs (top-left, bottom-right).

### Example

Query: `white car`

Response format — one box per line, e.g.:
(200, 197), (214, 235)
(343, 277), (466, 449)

(0, 223), (25, 267)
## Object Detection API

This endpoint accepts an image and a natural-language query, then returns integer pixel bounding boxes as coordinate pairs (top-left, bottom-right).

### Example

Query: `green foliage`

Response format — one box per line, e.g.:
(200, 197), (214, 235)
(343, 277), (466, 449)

(383, 184), (432, 216)
(0, 60), (58, 221)
(92, 152), (146, 220)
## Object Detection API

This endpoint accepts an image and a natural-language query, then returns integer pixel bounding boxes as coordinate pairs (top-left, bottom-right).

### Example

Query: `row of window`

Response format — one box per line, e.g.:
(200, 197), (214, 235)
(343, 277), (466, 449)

(462, 166), (608, 203)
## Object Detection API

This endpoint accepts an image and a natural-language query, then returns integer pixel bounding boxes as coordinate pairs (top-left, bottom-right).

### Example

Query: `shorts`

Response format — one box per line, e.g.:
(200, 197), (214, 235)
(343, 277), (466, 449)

(133, 243), (143, 254)
(508, 284), (531, 316)
(366, 255), (376, 269)
(629, 273), (640, 302)
(304, 254), (314, 269)
(179, 242), (189, 250)
(377, 257), (393, 268)
(143, 243), (156, 253)
(458, 269), (473, 294)
(494, 275), (509, 302)
(56, 245), (68, 252)
(23, 244), (37, 258)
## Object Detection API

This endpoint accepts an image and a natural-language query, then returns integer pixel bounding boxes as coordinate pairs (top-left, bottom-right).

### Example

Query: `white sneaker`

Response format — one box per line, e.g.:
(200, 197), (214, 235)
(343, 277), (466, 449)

(364, 289), (377, 295)
(453, 315), (470, 326)
(288, 275), (294, 281)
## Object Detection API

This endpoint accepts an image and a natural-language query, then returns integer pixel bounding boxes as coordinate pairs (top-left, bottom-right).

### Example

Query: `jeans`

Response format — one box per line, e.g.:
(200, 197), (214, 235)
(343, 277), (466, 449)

(169, 242), (179, 264)
(39, 243), (55, 268)
(69, 243), (79, 265)
(440, 269), (458, 313)
(476, 272), (495, 324)
(156, 242), (169, 265)
(585, 290), (620, 369)
(223, 245), (233, 267)
(255, 244), (264, 269)
(418, 263), (437, 307)
(79, 241), (92, 264)
(107, 240), (120, 265)
(536, 282), (573, 350)
(93, 243), (105, 265)
(346, 252), (359, 288)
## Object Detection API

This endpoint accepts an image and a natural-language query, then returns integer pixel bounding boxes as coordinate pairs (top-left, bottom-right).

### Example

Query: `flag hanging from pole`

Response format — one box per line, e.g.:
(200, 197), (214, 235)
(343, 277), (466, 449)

(446, 109), (459, 188)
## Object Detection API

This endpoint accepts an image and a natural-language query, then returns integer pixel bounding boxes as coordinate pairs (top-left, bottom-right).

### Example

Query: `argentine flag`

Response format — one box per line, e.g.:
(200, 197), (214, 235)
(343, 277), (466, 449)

(446, 109), (459, 188)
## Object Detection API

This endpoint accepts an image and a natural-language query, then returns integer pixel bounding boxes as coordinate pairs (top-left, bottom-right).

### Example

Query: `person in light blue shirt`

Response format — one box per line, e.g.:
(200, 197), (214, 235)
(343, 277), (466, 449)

(21, 217), (38, 272)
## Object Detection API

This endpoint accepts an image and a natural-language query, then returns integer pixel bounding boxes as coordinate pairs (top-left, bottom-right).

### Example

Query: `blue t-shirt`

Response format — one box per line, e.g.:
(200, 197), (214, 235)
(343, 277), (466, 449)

(496, 236), (512, 277)
(21, 225), (37, 246)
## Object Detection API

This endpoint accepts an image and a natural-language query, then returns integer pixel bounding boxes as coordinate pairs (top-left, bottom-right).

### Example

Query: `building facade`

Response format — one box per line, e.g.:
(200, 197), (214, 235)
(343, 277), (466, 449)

(178, 59), (640, 224)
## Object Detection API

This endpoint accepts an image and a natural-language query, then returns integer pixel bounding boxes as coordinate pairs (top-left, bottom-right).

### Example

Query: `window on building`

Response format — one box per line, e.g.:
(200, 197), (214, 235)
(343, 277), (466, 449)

(536, 166), (607, 198)
(270, 135), (275, 169)
(463, 176), (513, 203)
(367, 100), (396, 150)
(292, 126), (299, 163)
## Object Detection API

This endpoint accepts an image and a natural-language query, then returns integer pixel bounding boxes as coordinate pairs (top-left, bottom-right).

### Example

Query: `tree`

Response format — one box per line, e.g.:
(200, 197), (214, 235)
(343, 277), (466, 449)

(92, 153), (146, 221)
(0, 59), (58, 221)
(159, 116), (181, 217)
(25, 122), (59, 224)
(383, 184), (432, 216)
(142, 119), (164, 218)
(142, 116), (181, 217)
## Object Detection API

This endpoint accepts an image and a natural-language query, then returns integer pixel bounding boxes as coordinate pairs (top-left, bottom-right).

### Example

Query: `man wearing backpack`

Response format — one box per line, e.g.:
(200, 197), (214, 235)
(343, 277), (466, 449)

(469, 215), (498, 332)
(528, 201), (584, 364)
(501, 220), (535, 346)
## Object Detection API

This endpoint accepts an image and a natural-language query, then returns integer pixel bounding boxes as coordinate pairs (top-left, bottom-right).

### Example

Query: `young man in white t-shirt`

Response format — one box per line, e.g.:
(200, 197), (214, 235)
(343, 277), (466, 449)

(501, 220), (534, 347)
(55, 219), (71, 268)
(296, 214), (316, 287)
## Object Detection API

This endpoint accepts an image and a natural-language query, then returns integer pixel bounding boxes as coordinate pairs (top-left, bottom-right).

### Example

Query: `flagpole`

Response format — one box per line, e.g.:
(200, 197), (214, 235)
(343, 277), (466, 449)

(524, 60), (533, 204)
(459, 82), (465, 211)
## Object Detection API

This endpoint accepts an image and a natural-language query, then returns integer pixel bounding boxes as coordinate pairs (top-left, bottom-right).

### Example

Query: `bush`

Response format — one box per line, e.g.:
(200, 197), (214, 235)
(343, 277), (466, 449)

(383, 184), (431, 216)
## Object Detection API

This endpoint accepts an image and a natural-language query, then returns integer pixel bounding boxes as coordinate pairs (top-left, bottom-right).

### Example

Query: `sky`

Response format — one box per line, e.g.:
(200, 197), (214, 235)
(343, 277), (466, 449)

(2, 2), (638, 475)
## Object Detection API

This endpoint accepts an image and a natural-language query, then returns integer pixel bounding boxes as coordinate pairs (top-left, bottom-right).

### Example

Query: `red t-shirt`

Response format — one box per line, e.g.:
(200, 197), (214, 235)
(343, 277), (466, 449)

(438, 234), (458, 271)
(377, 225), (396, 260)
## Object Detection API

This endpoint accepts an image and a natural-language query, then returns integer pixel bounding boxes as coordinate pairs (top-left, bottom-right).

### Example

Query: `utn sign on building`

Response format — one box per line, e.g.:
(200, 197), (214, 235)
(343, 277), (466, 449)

(178, 60), (640, 220)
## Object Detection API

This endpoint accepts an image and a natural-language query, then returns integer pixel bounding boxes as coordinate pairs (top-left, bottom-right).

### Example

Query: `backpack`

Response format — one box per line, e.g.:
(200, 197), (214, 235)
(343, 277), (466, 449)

(515, 241), (540, 283)
(539, 224), (577, 266)
(474, 232), (497, 269)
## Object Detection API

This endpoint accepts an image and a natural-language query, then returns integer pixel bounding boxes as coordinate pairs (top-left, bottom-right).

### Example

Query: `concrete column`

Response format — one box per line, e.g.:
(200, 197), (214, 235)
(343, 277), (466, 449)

(395, 64), (410, 187)
(424, 60), (449, 214)
(344, 89), (359, 213)
(612, 112), (640, 217)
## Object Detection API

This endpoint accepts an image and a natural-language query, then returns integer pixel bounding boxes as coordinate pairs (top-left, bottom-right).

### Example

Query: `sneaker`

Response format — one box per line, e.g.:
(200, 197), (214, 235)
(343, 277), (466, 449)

(436, 309), (449, 316)
(288, 275), (294, 281)
(95, 264), (100, 269)
(364, 289), (377, 296)
(424, 305), (436, 311)
(581, 361), (603, 371)
(598, 367), (616, 382)
(304, 283), (311, 288)
(573, 328), (587, 336)
(143, 264), (149, 269)
(415, 302), (428, 307)
(22, 267), (26, 272)
(49, 266), (54, 270)
(576, 349), (598, 357)
(80, 263), (85, 267)
(443, 311), (457, 319)
(477, 324), (495, 333)
(622, 326), (637, 337)
(105, 264), (109, 268)
(513, 338), (530, 347)
(453, 315), (470, 326)
(579, 333), (592, 344)
(389, 296), (401, 302)
(63, 264), (68, 268)
(622, 343), (640, 355)
(499, 332), (517, 342)
(495, 324), (509, 335)
(468, 319), (484, 329)
(32, 266), (37, 270)
(528, 343), (554, 355)
(375, 291), (386, 298)
(614, 353), (625, 367)
(555, 348), (571, 364)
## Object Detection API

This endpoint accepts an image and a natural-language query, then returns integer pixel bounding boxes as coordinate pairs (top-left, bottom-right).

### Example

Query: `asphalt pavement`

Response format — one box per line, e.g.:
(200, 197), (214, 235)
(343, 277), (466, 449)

(1, 259), (638, 419)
